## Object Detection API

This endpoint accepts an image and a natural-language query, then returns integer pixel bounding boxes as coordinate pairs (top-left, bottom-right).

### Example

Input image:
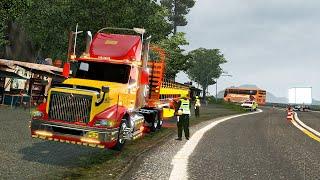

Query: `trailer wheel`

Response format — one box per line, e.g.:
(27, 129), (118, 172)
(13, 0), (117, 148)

(150, 112), (159, 132)
(157, 114), (162, 129)
(112, 120), (127, 151)
(157, 119), (162, 129)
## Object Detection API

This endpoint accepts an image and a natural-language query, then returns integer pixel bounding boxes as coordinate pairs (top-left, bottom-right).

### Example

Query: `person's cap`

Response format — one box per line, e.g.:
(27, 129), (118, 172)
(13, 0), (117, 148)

(45, 58), (53, 65)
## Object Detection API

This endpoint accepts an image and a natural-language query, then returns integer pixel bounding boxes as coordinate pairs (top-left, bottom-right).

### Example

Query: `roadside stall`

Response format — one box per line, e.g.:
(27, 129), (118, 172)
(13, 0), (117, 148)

(0, 59), (63, 108)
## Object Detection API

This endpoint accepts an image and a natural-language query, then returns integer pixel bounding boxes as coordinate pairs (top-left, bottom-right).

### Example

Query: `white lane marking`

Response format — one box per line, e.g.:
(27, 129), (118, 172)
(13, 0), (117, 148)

(309, 110), (320, 113)
(294, 113), (320, 137)
(291, 116), (307, 132)
(272, 107), (287, 111)
(169, 109), (263, 180)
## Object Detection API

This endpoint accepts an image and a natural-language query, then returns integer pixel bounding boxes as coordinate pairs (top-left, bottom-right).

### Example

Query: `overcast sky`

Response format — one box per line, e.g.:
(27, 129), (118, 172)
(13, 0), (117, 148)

(176, 0), (320, 100)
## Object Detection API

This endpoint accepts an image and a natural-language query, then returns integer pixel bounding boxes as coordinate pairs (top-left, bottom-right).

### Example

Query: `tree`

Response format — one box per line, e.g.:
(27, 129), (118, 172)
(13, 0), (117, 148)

(1, 0), (172, 61)
(157, 32), (189, 79)
(0, 0), (191, 81)
(187, 48), (227, 99)
(160, 0), (195, 34)
(0, 0), (30, 59)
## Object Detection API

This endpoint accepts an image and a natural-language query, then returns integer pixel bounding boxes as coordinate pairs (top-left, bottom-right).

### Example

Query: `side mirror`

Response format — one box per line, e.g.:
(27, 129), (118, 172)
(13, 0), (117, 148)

(102, 86), (110, 93)
(96, 86), (110, 106)
(85, 31), (93, 54)
(62, 62), (70, 78)
(140, 70), (149, 85)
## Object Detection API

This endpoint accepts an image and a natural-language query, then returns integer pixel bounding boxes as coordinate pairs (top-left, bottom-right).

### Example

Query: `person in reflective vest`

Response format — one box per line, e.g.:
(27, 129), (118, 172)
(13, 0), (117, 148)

(195, 96), (201, 118)
(174, 94), (191, 140)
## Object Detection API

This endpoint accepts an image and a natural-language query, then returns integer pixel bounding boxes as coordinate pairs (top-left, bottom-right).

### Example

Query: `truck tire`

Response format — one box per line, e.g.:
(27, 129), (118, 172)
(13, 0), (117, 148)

(157, 118), (162, 129)
(150, 112), (159, 132)
(157, 111), (162, 129)
(112, 120), (128, 151)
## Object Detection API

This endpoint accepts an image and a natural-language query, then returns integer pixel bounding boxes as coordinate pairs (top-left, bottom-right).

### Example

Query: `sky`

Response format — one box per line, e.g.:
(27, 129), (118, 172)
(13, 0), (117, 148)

(176, 0), (320, 100)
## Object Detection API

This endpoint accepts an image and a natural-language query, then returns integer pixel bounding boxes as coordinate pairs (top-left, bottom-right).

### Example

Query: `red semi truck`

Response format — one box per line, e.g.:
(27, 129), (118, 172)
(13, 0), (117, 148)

(30, 27), (189, 150)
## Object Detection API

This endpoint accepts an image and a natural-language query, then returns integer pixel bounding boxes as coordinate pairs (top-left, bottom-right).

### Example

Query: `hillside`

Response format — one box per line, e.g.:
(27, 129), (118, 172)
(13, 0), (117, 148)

(217, 85), (320, 104)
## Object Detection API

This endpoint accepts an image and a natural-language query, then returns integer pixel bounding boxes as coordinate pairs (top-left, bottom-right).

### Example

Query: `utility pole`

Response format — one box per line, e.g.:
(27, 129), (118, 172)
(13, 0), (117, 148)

(215, 78), (218, 101)
(216, 73), (232, 101)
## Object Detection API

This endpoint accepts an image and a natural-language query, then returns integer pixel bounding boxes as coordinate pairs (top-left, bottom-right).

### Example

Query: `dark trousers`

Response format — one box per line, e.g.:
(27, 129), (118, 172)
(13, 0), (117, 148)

(177, 114), (190, 138)
(195, 106), (200, 118)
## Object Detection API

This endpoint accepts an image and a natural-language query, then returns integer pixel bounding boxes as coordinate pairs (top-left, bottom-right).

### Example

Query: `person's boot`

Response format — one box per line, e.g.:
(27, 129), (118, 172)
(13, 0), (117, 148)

(186, 137), (189, 140)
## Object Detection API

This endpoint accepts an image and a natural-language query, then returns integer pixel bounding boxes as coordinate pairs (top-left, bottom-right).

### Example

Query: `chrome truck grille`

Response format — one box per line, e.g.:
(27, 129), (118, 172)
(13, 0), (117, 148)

(48, 91), (92, 123)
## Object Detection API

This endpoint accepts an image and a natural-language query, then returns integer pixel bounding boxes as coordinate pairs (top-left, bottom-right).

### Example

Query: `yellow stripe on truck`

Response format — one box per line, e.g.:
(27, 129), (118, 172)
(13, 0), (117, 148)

(160, 88), (189, 96)
(163, 108), (175, 118)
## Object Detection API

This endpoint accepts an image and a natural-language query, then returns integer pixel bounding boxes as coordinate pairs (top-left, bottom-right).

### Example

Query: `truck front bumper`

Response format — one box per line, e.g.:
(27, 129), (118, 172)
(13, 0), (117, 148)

(31, 119), (119, 148)
(241, 106), (253, 110)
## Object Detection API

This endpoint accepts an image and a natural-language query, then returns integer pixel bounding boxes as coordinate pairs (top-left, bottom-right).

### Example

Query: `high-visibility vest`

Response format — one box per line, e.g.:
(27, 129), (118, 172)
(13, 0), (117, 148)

(195, 99), (201, 107)
(179, 99), (191, 115)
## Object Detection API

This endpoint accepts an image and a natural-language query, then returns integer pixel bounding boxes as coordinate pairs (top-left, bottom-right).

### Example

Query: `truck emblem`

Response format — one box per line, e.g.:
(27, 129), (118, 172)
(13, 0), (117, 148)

(105, 40), (118, 45)
(68, 93), (74, 100)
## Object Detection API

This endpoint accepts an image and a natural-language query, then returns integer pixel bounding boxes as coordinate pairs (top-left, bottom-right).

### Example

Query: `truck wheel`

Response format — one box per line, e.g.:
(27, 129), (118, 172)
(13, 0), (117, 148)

(157, 110), (162, 129)
(150, 112), (159, 132)
(157, 118), (162, 129)
(112, 120), (127, 151)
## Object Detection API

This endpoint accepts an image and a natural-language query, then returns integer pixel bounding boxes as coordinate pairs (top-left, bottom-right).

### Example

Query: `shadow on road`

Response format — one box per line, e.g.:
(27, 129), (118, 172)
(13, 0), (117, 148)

(19, 140), (109, 167)
(162, 117), (177, 128)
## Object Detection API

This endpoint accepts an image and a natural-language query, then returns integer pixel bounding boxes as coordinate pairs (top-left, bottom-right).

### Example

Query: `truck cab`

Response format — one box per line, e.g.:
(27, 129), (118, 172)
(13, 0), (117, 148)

(31, 28), (159, 150)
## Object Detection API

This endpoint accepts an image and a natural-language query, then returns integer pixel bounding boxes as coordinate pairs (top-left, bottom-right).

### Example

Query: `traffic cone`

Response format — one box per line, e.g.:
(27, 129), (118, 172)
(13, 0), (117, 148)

(287, 111), (293, 121)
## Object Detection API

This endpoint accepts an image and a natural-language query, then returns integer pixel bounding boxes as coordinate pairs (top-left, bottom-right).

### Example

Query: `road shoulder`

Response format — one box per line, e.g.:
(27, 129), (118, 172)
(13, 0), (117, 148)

(121, 109), (255, 180)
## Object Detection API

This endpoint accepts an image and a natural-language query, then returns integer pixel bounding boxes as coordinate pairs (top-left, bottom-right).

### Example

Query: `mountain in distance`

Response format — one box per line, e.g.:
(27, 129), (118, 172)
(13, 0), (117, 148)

(217, 84), (288, 103)
(216, 84), (258, 98)
(218, 84), (320, 105)
(217, 84), (320, 104)
(266, 92), (288, 104)
(312, 99), (320, 105)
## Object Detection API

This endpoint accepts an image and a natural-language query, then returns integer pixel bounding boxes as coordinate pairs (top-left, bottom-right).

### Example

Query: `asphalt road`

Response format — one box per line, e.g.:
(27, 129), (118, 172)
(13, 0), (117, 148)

(0, 103), (239, 179)
(122, 107), (320, 180)
(2, 106), (320, 179)
(0, 107), (104, 179)
(296, 111), (320, 131)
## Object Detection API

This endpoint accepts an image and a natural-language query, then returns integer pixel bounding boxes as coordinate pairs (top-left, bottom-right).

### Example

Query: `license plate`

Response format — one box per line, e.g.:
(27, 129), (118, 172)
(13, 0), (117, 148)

(86, 131), (99, 139)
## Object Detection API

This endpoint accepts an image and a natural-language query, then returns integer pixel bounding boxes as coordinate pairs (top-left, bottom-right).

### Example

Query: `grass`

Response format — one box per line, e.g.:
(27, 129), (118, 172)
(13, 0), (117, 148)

(60, 102), (246, 179)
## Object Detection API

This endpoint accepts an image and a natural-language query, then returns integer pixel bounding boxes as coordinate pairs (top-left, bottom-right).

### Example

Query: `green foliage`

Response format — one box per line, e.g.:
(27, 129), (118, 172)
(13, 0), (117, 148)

(206, 96), (217, 104)
(157, 32), (189, 79)
(0, 0), (29, 46)
(4, 0), (172, 60)
(0, 0), (193, 79)
(187, 48), (227, 97)
(160, 0), (195, 34)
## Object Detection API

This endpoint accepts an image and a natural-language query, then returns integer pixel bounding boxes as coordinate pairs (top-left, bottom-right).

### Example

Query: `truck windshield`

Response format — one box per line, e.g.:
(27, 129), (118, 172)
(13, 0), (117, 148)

(73, 61), (131, 84)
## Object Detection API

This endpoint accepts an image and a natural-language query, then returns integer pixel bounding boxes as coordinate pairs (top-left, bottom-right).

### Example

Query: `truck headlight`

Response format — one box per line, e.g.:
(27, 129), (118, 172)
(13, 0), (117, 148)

(31, 110), (43, 118)
(94, 119), (114, 128)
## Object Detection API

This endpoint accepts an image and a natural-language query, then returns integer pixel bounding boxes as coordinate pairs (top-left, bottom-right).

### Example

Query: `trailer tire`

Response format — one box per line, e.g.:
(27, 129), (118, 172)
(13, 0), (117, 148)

(150, 112), (159, 132)
(112, 120), (128, 151)
(157, 114), (162, 130)
(157, 119), (162, 129)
